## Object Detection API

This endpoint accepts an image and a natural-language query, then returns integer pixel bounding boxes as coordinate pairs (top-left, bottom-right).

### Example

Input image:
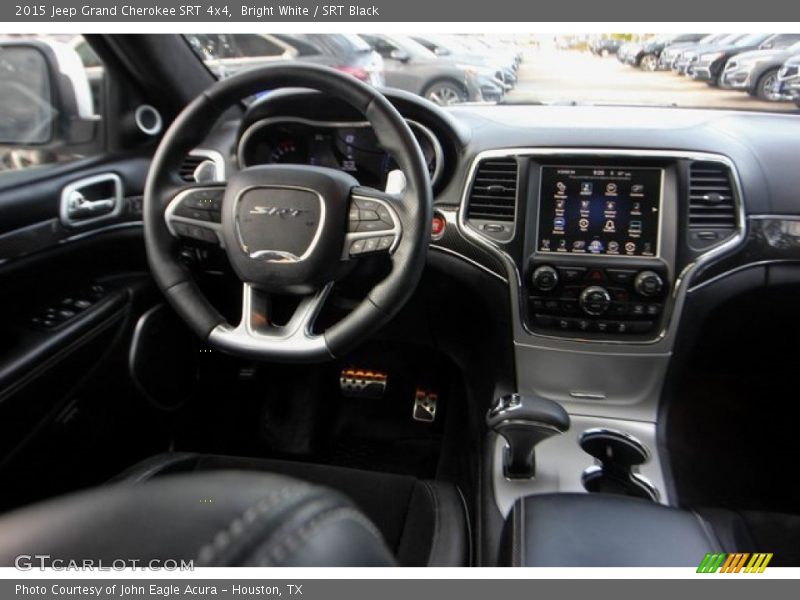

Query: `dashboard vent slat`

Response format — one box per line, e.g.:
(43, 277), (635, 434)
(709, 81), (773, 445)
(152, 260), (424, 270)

(688, 162), (737, 230)
(467, 158), (518, 223)
(178, 155), (206, 182)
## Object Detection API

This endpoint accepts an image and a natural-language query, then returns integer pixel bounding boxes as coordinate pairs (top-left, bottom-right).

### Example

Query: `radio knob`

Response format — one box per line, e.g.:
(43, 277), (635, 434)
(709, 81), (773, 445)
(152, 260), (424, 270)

(531, 265), (559, 292)
(634, 270), (664, 297)
(580, 286), (611, 316)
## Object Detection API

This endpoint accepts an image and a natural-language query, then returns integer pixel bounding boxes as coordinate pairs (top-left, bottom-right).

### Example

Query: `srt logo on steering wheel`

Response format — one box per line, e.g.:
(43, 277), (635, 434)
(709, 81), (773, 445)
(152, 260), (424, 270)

(249, 206), (308, 218)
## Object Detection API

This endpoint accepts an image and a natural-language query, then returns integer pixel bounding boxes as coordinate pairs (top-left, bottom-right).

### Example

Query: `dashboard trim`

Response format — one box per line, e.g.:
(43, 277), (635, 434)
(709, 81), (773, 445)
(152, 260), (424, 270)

(236, 116), (444, 188)
(688, 214), (800, 292)
(429, 207), (508, 283)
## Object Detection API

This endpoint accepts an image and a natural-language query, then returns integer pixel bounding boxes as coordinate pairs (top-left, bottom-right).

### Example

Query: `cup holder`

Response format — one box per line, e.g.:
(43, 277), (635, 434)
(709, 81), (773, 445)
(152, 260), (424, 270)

(579, 428), (659, 502)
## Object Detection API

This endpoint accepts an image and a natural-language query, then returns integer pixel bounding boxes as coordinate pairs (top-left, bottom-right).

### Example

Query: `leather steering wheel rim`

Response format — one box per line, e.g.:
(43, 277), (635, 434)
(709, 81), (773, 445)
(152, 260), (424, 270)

(143, 63), (432, 362)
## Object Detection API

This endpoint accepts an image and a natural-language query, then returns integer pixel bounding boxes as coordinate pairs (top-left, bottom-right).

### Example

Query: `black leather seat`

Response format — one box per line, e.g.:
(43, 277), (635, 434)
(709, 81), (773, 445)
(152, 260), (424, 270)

(0, 453), (469, 568)
(0, 471), (396, 567)
(500, 493), (800, 567)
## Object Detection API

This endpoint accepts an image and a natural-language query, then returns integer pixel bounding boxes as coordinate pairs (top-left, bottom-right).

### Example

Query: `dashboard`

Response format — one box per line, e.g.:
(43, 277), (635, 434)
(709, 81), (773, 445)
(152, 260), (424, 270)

(179, 90), (800, 423)
(169, 88), (800, 514)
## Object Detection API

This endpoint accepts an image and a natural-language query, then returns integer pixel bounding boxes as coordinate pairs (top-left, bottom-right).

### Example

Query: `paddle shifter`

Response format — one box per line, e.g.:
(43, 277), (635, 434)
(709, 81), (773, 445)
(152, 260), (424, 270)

(487, 393), (570, 479)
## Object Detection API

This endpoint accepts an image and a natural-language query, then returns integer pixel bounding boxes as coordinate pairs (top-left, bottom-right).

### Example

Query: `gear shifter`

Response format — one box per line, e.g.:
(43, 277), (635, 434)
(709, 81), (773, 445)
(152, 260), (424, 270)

(486, 393), (570, 479)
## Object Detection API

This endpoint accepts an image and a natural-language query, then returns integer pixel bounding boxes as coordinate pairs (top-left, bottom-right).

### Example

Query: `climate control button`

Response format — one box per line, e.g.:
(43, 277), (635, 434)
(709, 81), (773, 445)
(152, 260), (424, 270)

(531, 265), (559, 292)
(634, 270), (664, 297)
(580, 286), (612, 316)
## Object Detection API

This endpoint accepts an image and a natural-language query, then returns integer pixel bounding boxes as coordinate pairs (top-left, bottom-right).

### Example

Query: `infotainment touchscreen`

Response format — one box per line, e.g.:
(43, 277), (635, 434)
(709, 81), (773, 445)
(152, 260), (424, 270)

(536, 166), (662, 258)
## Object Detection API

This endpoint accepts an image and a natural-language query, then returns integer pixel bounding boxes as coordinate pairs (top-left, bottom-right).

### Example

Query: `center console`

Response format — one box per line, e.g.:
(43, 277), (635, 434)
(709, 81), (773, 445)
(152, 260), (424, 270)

(525, 163), (673, 341)
(460, 148), (746, 377)
(460, 148), (744, 519)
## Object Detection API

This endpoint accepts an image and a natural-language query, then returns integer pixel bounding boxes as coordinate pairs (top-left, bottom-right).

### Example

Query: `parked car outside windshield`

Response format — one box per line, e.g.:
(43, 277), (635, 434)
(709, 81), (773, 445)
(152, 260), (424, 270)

(179, 33), (800, 112)
(185, 33), (385, 87)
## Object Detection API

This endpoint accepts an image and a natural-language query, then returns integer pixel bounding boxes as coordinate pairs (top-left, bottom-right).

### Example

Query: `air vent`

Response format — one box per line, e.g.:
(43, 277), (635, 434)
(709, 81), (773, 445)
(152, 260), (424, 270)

(688, 162), (737, 230)
(178, 155), (206, 182)
(467, 158), (518, 222)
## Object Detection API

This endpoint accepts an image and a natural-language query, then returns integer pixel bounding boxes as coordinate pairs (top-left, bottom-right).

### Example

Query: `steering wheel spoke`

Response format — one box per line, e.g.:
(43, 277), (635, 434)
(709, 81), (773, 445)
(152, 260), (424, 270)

(209, 282), (333, 361)
(343, 185), (403, 260)
(164, 184), (226, 247)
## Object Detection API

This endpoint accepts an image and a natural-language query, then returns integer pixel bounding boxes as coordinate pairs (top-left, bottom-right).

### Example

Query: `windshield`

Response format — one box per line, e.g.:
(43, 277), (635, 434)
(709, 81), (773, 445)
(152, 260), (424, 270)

(700, 34), (727, 45)
(717, 34), (747, 46)
(183, 33), (800, 114)
(389, 35), (439, 59)
(428, 35), (472, 53)
(736, 34), (770, 47)
(342, 34), (372, 53)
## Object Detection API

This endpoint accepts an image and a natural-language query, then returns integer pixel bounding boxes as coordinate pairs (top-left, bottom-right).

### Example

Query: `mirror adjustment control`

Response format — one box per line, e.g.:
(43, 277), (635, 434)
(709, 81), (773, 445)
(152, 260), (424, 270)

(634, 270), (664, 297)
(580, 286), (611, 316)
(531, 265), (559, 292)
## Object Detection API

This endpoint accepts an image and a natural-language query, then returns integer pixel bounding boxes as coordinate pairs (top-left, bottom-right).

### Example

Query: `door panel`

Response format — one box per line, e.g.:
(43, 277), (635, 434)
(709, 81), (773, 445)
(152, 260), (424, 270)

(0, 152), (167, 510)
(0, 154), (149, 262)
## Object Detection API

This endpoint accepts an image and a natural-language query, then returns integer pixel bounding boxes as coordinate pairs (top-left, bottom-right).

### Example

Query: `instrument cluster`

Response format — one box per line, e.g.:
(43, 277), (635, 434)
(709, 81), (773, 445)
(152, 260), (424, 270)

(237, 117), (443, 189)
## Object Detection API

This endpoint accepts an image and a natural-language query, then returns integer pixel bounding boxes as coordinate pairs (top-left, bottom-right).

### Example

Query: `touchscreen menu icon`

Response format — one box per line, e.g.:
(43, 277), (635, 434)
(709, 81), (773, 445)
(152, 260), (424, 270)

(556, 181), (567, 195)
(588, 240), (604, 254)
(580, 182), (593, 195)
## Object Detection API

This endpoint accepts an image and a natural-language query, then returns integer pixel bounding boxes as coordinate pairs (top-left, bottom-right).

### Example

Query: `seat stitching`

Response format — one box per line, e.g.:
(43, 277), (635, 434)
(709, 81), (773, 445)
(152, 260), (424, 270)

(508, 501), (519, 567)
(454, 484), (473, 567)
(421, 481), (442, 566)
(257, 506), (386, 566)
(519, 499), (525, 566)
(690, 510), (725, 552)
(729, 509), (759, 551)
(195, 484), (311, 565)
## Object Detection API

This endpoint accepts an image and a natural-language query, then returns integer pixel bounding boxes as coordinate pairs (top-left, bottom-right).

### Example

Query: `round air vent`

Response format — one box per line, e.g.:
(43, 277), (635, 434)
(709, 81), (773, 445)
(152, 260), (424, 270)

(134, 104), (163, 137)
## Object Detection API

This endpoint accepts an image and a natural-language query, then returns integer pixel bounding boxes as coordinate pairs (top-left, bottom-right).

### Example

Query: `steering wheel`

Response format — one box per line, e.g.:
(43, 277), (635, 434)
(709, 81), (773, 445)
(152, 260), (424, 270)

(143, 64), (432, 362)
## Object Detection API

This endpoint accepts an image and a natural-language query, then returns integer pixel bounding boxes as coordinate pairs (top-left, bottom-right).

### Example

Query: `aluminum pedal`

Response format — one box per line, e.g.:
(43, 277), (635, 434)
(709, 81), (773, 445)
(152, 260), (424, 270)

(339, 367), (388, 399)
(413, 388), (438, 423)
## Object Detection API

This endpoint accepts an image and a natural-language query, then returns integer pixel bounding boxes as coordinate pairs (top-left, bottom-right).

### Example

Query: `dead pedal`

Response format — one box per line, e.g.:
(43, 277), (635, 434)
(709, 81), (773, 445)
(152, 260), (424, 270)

(413, 388), (438, 423)
(339, 367), (388, 399)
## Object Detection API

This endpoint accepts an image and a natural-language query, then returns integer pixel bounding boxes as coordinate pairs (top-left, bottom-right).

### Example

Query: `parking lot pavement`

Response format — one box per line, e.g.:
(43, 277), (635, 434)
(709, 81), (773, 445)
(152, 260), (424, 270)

(506, 49), (798, 113)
